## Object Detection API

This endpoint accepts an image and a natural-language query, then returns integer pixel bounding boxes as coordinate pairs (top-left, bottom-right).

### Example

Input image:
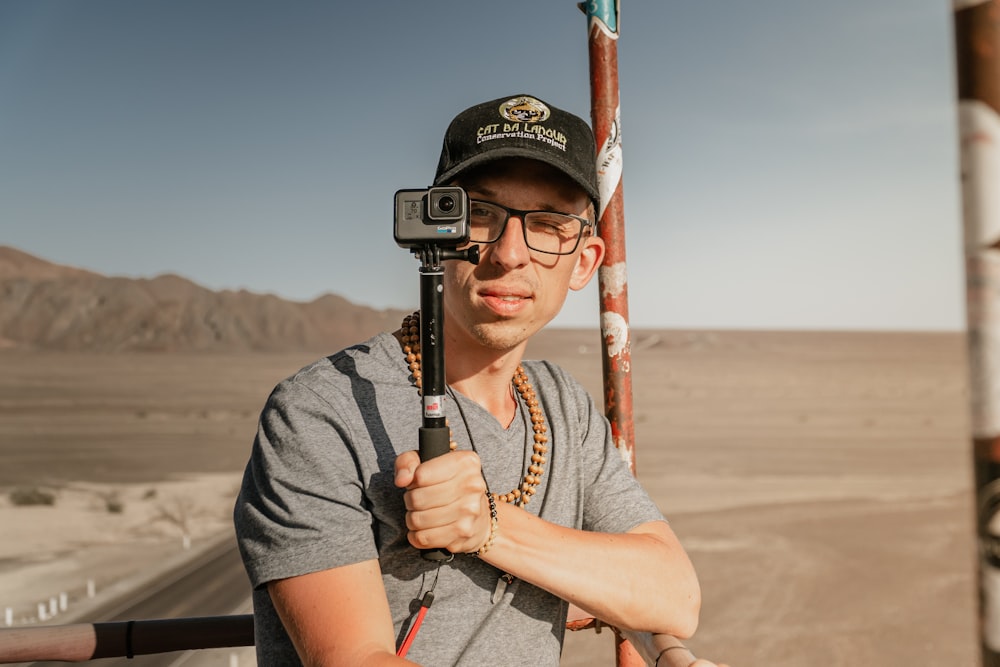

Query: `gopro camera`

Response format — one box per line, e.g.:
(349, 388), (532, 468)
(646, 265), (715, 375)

(394, 186), (470, 248)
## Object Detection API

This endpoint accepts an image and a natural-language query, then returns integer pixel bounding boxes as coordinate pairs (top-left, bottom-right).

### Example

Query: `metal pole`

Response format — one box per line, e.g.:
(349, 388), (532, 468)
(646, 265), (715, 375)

(0, 615), (254, 662)
(581, 0), (636, 476)
(955, 1), (1000, 665)
(581, 3), (642, 666)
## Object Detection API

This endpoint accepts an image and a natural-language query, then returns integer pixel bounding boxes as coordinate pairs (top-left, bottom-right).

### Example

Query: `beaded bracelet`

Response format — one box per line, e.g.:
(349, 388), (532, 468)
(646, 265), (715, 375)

(471, 492), (498, 557)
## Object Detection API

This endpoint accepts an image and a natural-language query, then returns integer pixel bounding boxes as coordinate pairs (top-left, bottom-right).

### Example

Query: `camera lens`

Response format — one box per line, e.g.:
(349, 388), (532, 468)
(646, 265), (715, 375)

(426, 187), (465, 221)
(436, 195), (456, 213)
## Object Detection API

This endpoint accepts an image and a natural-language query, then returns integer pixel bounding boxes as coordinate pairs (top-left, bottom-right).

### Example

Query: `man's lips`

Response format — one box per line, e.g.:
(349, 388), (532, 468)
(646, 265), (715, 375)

(479, 290), (533, 301)
(478, 288), (534, 314)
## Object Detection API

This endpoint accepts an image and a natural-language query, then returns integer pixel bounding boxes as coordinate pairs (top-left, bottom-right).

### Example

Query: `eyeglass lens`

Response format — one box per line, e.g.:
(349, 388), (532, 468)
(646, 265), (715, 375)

(468, 201), (585, 255)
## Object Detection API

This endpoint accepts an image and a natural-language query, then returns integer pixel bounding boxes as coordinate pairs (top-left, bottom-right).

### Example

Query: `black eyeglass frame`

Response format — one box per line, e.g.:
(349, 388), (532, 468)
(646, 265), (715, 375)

(466, 199), (595, 256)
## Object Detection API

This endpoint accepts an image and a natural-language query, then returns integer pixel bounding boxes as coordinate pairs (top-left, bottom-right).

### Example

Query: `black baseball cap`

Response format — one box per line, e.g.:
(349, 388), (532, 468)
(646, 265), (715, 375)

(434, 94), (600, 208)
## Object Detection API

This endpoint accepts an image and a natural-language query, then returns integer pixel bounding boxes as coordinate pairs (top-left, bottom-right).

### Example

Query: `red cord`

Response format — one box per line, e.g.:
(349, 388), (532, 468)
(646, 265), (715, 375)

(396, 591), (434, 658)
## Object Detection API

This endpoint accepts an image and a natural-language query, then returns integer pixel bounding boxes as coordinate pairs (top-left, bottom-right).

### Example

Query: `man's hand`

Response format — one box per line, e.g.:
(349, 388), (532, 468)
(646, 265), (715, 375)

(661, 653), (730, 667)
(620, 629), (730, 667)
(650, 646), (731, 667)
(394, 449), (491, 554)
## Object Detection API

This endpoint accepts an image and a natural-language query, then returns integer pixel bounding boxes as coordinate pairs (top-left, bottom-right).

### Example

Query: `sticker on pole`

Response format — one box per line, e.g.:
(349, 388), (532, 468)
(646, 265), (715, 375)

(584, 0), (620, 39)
(424, 395), (446, 418)
(596, 105), (623, 221)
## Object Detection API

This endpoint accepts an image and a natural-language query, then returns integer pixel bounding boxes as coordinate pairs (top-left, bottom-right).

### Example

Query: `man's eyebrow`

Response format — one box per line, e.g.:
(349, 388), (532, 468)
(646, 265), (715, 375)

(464, 186), (570, 213)
(464, 184), (497, 198)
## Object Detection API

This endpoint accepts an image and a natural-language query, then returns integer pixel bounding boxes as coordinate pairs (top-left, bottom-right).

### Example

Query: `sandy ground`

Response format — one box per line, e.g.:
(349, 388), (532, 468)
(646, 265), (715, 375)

(0, 330), (979, 666)
(0, 474), (241, 626)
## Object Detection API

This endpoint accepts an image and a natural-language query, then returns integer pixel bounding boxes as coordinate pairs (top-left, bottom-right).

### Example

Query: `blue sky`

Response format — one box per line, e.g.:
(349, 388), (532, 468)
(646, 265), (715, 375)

(0, 1), (963, 330)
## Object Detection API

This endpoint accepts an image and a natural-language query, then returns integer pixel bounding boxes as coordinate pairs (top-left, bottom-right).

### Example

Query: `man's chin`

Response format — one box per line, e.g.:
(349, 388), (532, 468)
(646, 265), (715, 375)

(468, 319), (538, 352)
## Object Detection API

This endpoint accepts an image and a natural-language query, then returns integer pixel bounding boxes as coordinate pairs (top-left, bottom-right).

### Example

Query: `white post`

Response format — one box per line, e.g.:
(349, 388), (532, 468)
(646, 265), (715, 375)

(87, 579), (96, 598)
(59, 592), (68, 612)
(48, 597), (57, 617)
(37, 603), (47, 622)
(4, 607), (11, 627)
(182, 534), (191, 550)
(229, 652), (239, 667)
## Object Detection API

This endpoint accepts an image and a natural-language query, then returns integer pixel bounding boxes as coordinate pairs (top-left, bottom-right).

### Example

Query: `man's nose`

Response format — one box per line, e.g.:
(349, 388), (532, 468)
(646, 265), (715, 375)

(488, 215), (531, 268)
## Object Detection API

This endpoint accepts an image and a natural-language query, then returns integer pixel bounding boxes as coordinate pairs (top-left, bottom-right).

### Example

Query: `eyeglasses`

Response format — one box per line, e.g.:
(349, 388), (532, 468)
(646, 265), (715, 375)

(467, 200), (593, 256)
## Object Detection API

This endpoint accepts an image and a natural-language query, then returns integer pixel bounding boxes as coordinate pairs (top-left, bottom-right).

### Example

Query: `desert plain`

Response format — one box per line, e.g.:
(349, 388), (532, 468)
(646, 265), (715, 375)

(0, 328), (978, 666)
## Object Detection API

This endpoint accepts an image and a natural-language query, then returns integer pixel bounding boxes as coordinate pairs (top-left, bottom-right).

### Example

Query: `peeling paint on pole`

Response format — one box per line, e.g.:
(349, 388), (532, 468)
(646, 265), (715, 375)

(601, 311), (629, 359)
(954, 1), (1000, 663)
(600, 262), (628, 299)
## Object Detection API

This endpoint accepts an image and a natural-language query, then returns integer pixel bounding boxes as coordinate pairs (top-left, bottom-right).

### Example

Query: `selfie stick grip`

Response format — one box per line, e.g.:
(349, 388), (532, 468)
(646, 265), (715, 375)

(418, 426), (450, 460)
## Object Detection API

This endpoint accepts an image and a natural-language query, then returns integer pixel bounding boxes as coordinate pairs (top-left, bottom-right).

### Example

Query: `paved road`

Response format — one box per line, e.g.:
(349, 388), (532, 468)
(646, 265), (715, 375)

(29, 537), (254, 667)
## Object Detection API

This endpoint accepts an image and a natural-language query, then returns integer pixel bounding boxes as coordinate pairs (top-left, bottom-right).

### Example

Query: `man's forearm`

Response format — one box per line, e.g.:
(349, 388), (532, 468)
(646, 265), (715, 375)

(480, 506), (700, 637)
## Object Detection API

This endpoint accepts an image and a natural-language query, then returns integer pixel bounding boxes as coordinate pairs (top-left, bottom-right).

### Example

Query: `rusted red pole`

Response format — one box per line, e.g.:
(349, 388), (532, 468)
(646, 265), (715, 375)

(581, 3), (642, 666)
(582, 0), (636, 477)
(956, 2), (1000, 665)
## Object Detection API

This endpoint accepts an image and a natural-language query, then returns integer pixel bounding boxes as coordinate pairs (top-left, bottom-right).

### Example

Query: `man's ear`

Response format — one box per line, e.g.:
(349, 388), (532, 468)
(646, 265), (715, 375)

(569, 235), (605, 291)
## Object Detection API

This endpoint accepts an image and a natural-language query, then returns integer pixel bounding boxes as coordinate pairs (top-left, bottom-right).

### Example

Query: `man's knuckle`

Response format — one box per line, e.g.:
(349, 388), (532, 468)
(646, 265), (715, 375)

(458, 451), (481, 468)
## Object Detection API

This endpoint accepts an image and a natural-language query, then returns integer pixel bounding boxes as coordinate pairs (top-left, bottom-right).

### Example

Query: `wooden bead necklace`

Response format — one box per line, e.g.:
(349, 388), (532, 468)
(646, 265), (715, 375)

(400, 312), (549, 506)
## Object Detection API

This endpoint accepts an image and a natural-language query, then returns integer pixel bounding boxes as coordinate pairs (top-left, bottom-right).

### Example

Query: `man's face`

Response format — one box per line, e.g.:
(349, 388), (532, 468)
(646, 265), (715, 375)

(443, 158), (605, 354)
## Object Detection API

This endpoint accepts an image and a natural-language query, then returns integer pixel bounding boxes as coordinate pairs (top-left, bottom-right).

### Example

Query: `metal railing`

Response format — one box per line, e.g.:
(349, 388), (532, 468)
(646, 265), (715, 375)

(0, 615), (253, 662)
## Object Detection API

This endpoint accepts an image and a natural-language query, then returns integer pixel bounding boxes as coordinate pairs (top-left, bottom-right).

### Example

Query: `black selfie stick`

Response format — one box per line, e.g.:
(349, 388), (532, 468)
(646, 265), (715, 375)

(414, 244), (479, 561)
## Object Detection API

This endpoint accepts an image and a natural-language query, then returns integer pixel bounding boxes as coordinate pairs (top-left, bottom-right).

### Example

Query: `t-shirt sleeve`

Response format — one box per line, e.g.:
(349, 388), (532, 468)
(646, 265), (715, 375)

(234, 377), (378, 589)
(567, 370), (665, 534)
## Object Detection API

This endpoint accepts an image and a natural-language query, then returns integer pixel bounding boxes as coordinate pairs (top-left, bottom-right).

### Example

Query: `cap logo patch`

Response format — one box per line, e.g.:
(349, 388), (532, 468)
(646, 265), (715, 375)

(500, 96), (550, 123)
(473, 96), (567, 151)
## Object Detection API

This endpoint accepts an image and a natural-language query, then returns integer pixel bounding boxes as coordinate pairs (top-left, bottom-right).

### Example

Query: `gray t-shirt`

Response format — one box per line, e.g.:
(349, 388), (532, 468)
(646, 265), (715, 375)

(234, 332), (663, 665)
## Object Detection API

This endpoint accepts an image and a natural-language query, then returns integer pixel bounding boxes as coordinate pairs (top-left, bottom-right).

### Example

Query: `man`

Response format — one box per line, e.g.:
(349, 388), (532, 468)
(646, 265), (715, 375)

(235, 94), (725, 667)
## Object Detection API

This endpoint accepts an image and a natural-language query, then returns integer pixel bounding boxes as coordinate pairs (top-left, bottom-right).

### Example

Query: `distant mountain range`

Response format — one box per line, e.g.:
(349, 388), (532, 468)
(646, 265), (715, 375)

(0, 246), (409, 352)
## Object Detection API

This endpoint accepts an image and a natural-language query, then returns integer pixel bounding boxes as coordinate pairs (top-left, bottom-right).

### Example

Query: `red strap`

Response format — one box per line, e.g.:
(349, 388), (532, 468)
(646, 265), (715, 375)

(396, 591), (434, 658)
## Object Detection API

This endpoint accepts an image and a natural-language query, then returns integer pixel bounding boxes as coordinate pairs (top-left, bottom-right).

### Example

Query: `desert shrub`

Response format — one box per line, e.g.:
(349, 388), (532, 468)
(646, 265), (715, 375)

(9, 487), (56, 507)
(102, 491), (124, 514)
(154, 494), (198, 540)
